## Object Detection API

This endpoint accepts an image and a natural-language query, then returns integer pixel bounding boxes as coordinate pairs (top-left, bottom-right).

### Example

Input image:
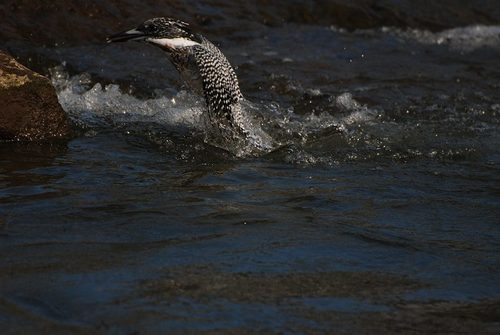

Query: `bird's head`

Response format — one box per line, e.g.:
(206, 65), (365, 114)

(107, 17), (202, 50)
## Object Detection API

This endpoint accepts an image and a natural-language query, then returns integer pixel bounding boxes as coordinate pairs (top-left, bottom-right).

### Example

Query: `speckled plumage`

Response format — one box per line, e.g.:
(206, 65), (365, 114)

(158, 33), (243, 131)
(111, 17), (243, 127)
(108, 17), (252, 144)
(192, 37), (243, 125)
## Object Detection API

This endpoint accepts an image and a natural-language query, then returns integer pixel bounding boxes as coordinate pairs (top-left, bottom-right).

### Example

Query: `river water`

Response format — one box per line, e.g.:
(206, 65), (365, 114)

(1, 2), (499, 334)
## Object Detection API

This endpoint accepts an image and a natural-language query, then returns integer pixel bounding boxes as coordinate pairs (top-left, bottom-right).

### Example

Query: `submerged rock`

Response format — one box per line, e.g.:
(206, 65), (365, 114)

(0, 50), (71, 141)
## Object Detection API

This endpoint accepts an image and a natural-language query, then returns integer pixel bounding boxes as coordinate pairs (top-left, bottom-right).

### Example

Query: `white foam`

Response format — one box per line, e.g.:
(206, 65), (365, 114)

(50, 67), (279, 157)
(382, 25), (500, 51)
(49, 67), (382, 160)
(50, 66), (205, 130)
(269, 92), (379, 145)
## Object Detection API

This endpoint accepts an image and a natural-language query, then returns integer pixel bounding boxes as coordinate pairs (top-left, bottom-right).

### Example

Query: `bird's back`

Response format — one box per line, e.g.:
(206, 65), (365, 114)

(192, 37), (243, 127)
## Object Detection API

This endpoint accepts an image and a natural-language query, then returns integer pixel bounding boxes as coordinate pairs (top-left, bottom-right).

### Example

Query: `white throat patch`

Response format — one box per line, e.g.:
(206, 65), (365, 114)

(146, 37), (200, 49)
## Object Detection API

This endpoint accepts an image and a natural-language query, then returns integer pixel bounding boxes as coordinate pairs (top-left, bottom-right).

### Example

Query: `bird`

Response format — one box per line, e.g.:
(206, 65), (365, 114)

(107, 17), (248, 143)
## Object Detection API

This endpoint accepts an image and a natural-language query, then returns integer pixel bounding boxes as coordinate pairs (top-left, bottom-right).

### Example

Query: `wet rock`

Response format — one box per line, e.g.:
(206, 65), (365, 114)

(0, 51), (71, 141)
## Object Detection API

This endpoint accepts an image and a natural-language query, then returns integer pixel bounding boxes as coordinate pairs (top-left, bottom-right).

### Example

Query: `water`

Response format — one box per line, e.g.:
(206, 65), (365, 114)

(1, 8), (500, 334)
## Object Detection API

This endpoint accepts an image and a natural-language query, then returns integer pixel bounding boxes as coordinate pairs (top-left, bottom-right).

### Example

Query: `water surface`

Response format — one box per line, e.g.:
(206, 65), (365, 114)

(1, 5), (500, 334)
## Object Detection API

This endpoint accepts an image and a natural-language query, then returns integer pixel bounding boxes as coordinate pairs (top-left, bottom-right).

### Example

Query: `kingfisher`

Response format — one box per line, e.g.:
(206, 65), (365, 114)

(107, 17), (244, 136)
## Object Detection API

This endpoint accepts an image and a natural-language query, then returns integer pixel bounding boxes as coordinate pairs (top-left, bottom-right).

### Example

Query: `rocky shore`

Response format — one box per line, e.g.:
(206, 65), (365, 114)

(0, 51), (71, 141)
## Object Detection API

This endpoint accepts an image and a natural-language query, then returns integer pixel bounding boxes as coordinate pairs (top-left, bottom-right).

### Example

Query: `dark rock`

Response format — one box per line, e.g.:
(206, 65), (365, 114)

(0, 51), (71, 141)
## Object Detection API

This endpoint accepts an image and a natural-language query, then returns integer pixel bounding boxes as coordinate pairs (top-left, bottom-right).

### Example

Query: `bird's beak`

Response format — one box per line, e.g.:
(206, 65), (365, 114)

(107, 28), (146, 43)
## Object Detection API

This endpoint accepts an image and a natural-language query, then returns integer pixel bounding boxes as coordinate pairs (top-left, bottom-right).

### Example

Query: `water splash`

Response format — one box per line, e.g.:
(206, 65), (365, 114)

(51, 66), (277, 157)
(50, 66), (205, 131)
(50, 66), (380, 160)
(51, 66), (397, 163)
(381, 25), (500, 52)
(51, 66), (491, 165)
